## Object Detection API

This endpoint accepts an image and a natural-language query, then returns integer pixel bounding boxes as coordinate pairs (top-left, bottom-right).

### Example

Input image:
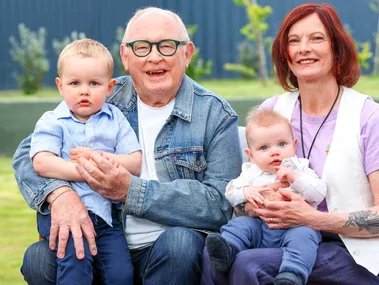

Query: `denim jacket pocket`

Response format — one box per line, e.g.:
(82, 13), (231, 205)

(173, 150), (207, 179)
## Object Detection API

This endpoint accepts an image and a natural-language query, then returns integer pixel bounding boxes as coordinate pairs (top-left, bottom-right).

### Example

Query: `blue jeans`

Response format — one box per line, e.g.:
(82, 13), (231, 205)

(131, 227), (205, 284)
(201, 231), (379, 285)
(220, 216), (321, 283)
(21, 227), (205, 285)
(35, 208), (133, 285)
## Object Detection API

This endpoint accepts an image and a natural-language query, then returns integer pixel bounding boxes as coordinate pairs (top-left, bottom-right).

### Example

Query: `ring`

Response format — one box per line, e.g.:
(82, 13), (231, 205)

(270, 217), (273, 223)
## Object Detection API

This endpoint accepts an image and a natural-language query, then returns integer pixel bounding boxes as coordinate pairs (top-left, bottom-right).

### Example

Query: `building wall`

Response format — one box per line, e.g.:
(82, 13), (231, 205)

(0, 0), (376, 90)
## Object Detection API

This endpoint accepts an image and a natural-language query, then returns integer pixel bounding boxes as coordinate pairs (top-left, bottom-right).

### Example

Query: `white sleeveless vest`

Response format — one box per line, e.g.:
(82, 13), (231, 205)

(274, 87), (379, 275)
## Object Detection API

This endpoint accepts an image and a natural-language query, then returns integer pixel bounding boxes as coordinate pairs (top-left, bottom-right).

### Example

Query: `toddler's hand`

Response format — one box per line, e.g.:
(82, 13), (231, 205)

(97, 152), (120, 167)
(70, 147), (94, 163)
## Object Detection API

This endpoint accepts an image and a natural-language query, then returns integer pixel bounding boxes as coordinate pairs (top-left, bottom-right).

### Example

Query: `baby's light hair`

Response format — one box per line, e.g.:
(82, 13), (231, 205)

(245, 107), (293, 146)
(57, 38), (114, 77)
(122, 7), (190, 44)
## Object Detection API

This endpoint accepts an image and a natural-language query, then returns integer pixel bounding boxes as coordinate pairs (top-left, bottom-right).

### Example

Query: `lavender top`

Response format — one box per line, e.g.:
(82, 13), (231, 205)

(261, 91), (379, 212)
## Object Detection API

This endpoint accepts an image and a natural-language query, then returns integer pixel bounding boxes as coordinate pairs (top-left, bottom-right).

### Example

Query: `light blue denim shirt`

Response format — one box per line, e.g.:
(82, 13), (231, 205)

(29, 101), (140, 226)
(13, 75), (242, 232)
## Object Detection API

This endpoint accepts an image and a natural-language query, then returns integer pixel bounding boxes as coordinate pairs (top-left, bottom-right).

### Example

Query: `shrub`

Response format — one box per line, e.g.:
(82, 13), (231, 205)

(52, 31), (86, 56)
(356, 41), (373, 70)
(185, 25), (212, 81)
(110, 26), (127, 76)
(9, 23), (49, 94)
(225, 41), (258, 79)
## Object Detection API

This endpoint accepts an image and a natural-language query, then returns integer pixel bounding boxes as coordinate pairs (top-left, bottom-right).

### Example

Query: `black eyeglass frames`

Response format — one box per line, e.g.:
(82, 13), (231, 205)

(125, 39), (187, 57)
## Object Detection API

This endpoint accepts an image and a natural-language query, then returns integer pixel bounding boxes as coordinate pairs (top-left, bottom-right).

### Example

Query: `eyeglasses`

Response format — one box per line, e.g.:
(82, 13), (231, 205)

(125, 39), (187, 57)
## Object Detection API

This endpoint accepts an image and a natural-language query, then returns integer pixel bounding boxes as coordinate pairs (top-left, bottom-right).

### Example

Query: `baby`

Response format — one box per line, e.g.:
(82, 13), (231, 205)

(206, 108), (327, 285)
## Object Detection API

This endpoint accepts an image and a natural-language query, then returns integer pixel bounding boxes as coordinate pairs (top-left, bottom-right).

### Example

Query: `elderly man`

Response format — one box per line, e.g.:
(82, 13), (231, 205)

(13, 7), (242, 285)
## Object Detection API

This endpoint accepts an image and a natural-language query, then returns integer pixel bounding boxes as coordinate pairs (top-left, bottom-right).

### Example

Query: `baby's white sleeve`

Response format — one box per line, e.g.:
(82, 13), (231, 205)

(291, 167), (327, 208)
(225, 163), (253, 206)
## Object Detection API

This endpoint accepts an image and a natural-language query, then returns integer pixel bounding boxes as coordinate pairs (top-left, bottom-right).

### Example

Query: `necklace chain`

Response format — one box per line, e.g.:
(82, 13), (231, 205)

(299, 84), (340, 159)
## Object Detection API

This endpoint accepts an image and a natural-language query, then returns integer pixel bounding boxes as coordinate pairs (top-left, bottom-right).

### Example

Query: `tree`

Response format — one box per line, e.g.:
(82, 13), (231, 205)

(344, 23), (373, 72)
(356, 41), (373, 71)
(233, 0), (271, 85)
(370, 0), (379, 75)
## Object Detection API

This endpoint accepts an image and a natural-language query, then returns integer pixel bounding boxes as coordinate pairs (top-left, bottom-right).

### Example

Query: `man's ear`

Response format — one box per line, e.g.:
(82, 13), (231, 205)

(184, 42), (195, 68)
(107, 79), (117, 96)
(120, 44), (129, 72)
(55, 77), (64, 97)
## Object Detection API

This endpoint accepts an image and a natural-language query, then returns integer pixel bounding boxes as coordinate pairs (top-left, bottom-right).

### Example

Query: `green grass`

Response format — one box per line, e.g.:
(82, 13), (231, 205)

(199, 75), (379, 99)
(0, 87), (59, 101)
(1, 75), (378, 100)
(0, 156), (36, 285)
(200, 78), (286, 99)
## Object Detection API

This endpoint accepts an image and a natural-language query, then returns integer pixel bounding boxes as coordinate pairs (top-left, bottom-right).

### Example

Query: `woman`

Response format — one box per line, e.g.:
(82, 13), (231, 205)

(201, 3), (379, 285)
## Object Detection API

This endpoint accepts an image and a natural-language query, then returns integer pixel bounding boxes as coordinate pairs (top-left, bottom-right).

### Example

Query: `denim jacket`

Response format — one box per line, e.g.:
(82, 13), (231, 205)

(13, 75), (242, 231)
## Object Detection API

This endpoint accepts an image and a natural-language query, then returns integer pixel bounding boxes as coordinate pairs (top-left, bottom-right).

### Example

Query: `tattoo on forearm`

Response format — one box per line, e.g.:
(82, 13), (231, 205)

(343, 210), (379, 234)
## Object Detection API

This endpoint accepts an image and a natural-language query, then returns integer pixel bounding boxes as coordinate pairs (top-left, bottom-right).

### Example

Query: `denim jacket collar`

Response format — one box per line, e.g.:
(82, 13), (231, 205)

(170, 75), (193, 122)
(110, 75), (194, 123)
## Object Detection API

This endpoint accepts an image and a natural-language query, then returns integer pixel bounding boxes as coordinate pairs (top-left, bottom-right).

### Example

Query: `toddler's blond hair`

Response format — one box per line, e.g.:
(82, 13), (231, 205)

(57, 38), (114, 77)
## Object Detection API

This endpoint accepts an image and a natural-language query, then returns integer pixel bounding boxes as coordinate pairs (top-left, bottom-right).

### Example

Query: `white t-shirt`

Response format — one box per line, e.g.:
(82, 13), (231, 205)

(125, 96), (175, 250)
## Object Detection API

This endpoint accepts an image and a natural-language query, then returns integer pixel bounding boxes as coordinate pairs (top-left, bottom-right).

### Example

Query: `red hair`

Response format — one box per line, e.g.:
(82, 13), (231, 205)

(272, 3), (360, 91)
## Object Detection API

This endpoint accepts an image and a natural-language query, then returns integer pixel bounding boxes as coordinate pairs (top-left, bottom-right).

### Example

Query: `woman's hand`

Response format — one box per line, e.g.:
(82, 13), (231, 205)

(243, 181), (290, 216)
(254, 188), (319, 229)
(76, 151), (131, 202)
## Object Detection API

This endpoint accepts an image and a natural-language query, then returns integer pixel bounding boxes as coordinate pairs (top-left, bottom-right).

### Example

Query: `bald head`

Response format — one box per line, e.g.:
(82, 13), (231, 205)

(122, 7), (190, 43)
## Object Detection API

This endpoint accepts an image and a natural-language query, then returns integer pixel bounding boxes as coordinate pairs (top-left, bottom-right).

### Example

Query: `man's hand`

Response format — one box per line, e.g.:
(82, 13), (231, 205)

(47, 187), (97, 259)
(76, 152), (131, 202)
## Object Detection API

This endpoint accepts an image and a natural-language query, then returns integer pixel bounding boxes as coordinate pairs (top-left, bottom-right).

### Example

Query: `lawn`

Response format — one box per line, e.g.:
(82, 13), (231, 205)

(200, 76), (379, 99)
(0, 156), (36, 285)
(1, 76), (378, 100)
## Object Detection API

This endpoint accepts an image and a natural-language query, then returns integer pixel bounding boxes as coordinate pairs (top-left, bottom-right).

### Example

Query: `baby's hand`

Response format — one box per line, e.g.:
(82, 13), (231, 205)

(70, 147), (95, 163)
(275, 166), (297, 184)
(262, 188), (288, 202)
(243, 185), (272, 208)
